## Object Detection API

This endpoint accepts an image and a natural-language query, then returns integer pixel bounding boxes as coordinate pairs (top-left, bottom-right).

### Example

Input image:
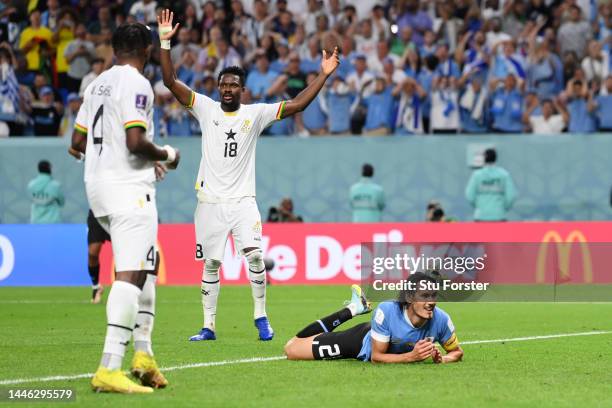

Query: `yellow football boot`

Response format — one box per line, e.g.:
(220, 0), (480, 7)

(130, 351), (168, 389)
(91, 366), (154, 394)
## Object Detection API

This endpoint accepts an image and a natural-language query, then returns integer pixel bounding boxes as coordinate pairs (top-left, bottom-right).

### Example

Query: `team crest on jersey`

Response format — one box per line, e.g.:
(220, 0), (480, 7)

(252, 221), (262, 233)
(135, 94), (147, 109)
(240, 119), (252, 133)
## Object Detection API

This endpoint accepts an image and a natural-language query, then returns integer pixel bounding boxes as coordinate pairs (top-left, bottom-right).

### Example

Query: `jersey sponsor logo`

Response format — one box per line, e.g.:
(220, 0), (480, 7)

(135, 94), (147, 110)
(240, 119), (252, 133)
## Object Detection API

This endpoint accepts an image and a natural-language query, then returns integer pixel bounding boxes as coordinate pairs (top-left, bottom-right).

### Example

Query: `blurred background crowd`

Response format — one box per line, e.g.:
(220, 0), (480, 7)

(1, 0), (611, 137)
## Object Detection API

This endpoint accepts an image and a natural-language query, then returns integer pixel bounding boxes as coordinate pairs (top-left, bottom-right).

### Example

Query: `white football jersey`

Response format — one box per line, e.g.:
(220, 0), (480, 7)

(75, 64), (155, 216)
(188, 92), (283, 201)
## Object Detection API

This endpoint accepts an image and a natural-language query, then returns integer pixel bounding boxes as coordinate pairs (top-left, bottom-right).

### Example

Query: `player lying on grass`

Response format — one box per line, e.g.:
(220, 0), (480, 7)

(157, 9), (339, 342)
(71, 22), (180, 393)
(284, 273), (464, 363)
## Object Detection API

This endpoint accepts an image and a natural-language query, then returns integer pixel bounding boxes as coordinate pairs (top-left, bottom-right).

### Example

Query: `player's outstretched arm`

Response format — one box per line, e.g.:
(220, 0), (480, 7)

(280, 47), (340, 118)
(126, 127), (180, 169)
(158, 9), (194, 108)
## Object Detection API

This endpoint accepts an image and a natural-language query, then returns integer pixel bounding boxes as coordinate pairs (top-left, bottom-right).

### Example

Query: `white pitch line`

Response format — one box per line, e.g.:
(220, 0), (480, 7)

(0, 331), (610, 386)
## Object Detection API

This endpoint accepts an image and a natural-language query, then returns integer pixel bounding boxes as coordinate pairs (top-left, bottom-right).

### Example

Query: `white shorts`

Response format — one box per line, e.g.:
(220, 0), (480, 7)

(194, 197), (262, 261)
(97, 198), (158, 272)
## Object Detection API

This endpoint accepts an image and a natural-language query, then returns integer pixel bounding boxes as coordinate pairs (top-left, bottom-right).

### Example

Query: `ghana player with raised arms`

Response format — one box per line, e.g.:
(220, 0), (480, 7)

(157, 9), (339, 342)
(284, 274), (464, 364)
(71, 22), (180, 393)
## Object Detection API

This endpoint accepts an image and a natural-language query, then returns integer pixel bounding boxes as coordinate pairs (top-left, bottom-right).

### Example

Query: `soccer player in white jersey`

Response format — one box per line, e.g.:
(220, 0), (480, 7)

(71, 23), (181, 394)
(157, 9), (339, 342)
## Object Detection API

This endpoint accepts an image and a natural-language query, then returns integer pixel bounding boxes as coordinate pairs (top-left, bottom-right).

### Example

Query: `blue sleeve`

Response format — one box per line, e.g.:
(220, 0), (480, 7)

(435, 310), (460, 351)
(370, 304), (391, 343)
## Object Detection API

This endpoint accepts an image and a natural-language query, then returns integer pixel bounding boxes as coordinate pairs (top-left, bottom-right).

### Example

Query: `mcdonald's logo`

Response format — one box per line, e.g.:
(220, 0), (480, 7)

(109, 240), (167, 284)
(536, 231), (592, 283)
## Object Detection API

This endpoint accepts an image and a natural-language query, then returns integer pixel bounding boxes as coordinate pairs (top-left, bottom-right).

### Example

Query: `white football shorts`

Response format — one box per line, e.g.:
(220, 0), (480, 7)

(96, 195), (158, 272)
(194, 197), (262, 261)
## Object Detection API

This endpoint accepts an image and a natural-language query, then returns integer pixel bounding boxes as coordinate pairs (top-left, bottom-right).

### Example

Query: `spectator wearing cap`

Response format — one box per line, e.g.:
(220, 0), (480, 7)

(79, 58), (104, 97)
(431, 76), (460, 133)
(246, 53), (279, 102)
(557, 5), (592, 60)
(396, 0), (433, 47)
(19, 10), (53, 73)
(350, 163), (385, 222)
(523, 97), (569, 134)
(489, 74), (524, 133)
(60, 92), (81, 138)
(465, 148), (516, 222)
(346, 53), (374, 96)
(31, 86), (62, 136)
(361, 77), (396, 135)
(64, 23), (95, 93)
(27, 160), (65, 224)
(563, 79), (597, 133)
(302, 71), (328, 135)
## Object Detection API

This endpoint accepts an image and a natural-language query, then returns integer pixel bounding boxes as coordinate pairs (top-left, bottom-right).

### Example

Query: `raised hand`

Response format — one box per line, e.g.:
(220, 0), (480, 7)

(157, 9), (180, 40)
(321, 46), (340, 76)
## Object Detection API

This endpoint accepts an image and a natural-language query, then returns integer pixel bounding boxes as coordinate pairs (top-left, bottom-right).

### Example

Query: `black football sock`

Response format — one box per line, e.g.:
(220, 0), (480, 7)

(296, 308), (353, 338)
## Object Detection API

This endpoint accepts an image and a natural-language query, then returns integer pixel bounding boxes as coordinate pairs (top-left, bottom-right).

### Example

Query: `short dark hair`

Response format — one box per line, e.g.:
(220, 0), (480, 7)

(38, 160), (51, 174)
(218, 66), (246, 86)
(112, 23), (152, 58)
(397, 272), (439, 309)
(362, 163), (374, 177)
(484, 148), (497, 164)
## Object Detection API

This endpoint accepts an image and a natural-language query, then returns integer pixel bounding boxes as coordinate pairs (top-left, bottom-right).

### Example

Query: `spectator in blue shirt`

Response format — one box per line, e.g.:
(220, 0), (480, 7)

(299, 36), (321, 74)
(246, 52), (279, 102)
(489, 74), (525, 133)
(595, 75), (612, 131)
(362, 77), (396, 135)
(175, 49), (197, 87)
(302, 72), (327, 134)
(459, 75), (489, 133)
(434, 43), (460, 78)
(322, 76), (357, 135)
(526, 41), (563, 99)
(564, 79), (597, 133)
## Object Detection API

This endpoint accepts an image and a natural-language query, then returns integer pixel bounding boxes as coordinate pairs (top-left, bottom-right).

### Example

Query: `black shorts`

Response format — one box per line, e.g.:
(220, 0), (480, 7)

(312, 322), (370, 360)
(87, 210), (110, 244)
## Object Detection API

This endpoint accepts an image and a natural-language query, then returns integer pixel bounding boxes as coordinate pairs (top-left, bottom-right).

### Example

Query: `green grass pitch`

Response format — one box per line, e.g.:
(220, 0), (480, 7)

(1, 285), (611, 408)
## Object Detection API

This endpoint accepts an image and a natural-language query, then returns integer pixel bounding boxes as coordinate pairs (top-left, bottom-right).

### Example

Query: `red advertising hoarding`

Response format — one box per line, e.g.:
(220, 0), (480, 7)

(99, 222), (612, 285)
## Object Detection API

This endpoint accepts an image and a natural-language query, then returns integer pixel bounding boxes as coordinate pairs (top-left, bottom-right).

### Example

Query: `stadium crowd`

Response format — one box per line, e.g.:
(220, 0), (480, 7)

(0, 0), (611, 137)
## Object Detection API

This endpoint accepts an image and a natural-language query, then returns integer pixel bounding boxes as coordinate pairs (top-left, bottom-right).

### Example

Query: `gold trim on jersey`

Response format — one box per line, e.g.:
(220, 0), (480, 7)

(74, 123), (87, 134)
(443, 333), (459, 352)
(124, 120), (147, 130)
(185, 91), (195, 109)
(276, 101), (286, 120)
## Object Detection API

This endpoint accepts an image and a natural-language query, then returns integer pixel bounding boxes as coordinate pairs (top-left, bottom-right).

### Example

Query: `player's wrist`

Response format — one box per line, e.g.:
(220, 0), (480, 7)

(162, 145), (176, 163)
(159, 26), (172, 50)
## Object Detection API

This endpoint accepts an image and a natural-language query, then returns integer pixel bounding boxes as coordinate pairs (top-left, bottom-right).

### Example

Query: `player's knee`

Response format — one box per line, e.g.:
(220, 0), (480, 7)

(245, 249), (264, 270)
(205, 259), (222, 276)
